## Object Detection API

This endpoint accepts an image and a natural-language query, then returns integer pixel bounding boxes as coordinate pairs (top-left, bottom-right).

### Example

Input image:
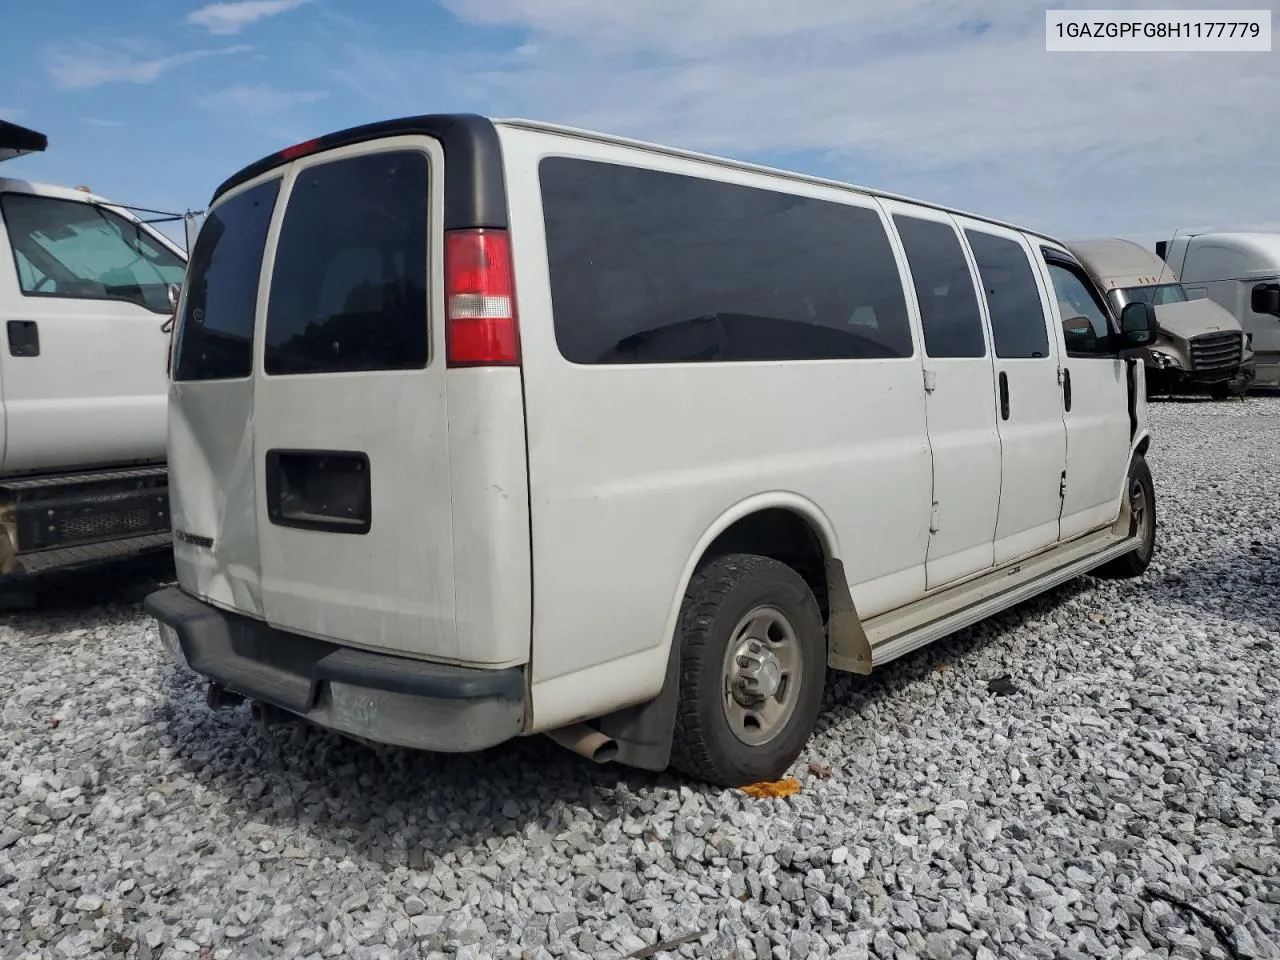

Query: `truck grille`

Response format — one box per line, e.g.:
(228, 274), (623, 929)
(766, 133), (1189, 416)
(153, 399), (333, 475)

(1189, 331), (1242, 373)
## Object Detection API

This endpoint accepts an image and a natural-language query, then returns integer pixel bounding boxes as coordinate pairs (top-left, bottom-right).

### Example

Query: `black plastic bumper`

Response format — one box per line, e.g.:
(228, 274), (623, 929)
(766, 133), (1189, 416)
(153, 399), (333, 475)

(144, 586), (526, 752)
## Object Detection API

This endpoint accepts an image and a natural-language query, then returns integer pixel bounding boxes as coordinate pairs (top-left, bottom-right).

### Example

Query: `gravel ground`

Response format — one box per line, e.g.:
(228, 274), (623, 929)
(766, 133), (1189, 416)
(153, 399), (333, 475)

(2, 398), (1279, 960)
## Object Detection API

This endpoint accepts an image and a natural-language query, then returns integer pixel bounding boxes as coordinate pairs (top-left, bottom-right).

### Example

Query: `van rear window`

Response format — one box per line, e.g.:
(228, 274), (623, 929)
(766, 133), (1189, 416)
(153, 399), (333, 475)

(174, 178), (280, 382)
(540, 158), (912, 364)
(265, 151), (428, 375)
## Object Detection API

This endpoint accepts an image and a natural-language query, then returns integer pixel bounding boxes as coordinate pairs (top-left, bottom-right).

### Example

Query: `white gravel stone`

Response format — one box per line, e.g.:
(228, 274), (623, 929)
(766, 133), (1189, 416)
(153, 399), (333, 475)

(3, 402), (1280, 959)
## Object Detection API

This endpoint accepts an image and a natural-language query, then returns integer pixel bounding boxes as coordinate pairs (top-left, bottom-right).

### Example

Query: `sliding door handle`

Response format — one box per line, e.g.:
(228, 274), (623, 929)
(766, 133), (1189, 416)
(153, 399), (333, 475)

(998, 371), (1010, 420)
(1063, 368), (1072, 412)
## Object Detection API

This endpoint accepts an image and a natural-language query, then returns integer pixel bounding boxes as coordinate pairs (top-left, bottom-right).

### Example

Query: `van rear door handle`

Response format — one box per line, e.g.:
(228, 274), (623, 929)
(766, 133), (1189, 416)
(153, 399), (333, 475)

(998, 371), (1010, 420)
(6, 320), (39, 357)
(1062, 368), (1072, 412)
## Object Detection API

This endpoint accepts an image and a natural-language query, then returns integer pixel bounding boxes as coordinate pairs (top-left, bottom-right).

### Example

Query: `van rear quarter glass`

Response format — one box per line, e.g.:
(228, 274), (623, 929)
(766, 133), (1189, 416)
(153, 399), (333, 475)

(539, 157), (912, 364)
(174, 178), (279, 382)
(265, 151), (429, 375)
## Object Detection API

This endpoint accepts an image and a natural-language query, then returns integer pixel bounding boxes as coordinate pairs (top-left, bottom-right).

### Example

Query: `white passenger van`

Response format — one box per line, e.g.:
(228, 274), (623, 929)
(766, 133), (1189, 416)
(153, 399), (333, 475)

(1158, 233), (1280, 388)
(145, 115), (1158, 786)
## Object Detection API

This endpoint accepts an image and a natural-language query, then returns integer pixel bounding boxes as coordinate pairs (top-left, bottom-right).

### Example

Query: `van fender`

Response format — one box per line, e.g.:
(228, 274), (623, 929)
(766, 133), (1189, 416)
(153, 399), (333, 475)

(597, 492), (873, 770)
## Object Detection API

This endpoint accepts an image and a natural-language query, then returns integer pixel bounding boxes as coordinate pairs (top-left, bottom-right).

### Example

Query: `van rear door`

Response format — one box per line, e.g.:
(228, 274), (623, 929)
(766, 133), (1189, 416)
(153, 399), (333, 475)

(249, 138), (465, 663)
(169, 174), (280, 615)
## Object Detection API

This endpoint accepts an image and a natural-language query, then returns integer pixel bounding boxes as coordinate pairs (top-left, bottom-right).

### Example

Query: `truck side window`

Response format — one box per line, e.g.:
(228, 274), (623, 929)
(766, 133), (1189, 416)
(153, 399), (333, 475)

(0, 193), (186, 314)
(964, 230), (1050, 360)
(893, 215), (985, 358)
(1046, 262), (1117, 358)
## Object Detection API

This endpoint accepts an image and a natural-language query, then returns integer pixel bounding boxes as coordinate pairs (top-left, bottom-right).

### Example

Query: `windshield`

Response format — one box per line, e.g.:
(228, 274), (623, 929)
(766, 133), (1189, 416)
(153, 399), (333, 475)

(1109, 282), (1187, 313)
(0, 193), (186, 313)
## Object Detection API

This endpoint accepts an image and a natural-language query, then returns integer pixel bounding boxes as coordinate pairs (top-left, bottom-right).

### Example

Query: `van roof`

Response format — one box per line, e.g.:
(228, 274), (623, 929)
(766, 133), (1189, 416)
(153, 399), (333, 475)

(1066, 237), (1177, 289)
(211, 113), (1066, 247)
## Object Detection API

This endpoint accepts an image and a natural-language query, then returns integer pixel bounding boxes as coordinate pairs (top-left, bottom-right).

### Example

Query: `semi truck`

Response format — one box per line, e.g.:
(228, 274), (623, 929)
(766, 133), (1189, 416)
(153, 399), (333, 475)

(1068, 236), (1252, 397)
(1157, 233), (1280, 389)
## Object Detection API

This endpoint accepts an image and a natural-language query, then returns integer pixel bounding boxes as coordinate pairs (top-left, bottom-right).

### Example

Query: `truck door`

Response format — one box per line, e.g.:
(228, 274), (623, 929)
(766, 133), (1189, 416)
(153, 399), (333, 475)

(0, 190), (182, 473)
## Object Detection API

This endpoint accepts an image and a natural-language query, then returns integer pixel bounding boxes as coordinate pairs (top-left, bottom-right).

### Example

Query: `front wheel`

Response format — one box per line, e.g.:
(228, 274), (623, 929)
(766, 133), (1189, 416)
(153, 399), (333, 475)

(669, 554), (827, 787)
(1097, 456), (1156, 579)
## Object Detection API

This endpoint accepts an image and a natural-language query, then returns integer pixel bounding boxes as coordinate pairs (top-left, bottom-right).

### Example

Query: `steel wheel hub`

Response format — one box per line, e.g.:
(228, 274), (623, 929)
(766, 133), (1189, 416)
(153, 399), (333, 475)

(721, 605), (802, 747)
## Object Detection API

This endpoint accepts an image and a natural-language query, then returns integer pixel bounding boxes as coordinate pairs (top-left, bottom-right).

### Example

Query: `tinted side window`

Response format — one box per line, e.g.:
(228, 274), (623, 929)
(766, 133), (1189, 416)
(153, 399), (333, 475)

(893, 215), (985, 358)
(265, 151), (428, 375)
(174, 178), (280, 382)
(965, 231), (1050, 360)
(540, 158), (912, 364)
(1045, 261), (1116, 357)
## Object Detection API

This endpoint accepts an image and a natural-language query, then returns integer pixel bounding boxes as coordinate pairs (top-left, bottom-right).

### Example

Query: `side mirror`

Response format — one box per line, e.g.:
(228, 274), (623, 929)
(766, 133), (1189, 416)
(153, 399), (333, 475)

(1118, 302), (1156, 349)
(166, 283), (182, 311)
(1251, 282), (1280, 317)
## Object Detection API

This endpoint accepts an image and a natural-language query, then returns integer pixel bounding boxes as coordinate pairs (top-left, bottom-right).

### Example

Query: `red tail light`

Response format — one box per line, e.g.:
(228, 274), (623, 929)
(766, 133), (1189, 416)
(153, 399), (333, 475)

(445, 229), (519, 367)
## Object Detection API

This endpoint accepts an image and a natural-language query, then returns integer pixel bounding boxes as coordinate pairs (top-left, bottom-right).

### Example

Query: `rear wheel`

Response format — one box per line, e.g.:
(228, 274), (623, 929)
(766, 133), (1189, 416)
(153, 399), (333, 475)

(1097, 456), (1156, 579)
(669, 554), (826, 787)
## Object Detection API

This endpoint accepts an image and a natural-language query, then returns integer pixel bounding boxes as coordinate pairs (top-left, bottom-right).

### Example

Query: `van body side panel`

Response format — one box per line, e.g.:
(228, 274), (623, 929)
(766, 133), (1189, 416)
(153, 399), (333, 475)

(878, 199), (1002, 591)
(1034, 246), (1131, 540)
(444, 369), (532, 668)
(501, 127), (932, 727)
(956, 217), (1067, 565)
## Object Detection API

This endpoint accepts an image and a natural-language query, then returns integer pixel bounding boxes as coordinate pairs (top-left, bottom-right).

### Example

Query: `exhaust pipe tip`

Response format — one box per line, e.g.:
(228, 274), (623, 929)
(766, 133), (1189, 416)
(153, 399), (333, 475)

(546, 723), (618, 765)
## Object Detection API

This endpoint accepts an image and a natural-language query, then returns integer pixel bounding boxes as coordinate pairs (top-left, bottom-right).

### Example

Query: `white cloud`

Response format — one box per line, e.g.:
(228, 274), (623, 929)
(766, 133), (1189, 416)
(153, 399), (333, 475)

(437, 0), (1280, 238)
(46, 43), (251, 90)
(198, 83), (327, 117)
(188, 0), (313, 35)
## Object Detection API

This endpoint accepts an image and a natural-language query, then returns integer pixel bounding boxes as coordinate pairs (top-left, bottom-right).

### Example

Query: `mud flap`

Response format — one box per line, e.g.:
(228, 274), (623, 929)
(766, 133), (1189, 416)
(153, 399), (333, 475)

(824, 557), (874, 675)
(597, 630), (684, 772)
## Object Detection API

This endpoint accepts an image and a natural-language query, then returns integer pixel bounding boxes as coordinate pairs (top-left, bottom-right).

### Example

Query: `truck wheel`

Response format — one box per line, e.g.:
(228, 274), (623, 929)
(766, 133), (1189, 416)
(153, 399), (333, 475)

(669, 554), (826, 787)
(1097, 456), (1156, 579)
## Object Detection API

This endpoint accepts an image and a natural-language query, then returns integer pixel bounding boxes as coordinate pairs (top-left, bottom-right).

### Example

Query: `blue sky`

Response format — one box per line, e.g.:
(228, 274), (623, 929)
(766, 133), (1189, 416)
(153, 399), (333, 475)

(2, 0), (1278, 247)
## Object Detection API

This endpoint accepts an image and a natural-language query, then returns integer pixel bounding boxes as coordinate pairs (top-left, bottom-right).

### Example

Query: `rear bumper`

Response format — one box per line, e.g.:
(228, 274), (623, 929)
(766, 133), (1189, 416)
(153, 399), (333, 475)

(144, 586), (526, 752)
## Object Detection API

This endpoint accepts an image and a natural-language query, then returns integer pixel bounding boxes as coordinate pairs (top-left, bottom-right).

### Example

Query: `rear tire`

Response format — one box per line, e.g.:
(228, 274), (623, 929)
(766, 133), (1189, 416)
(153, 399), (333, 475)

(1097, 456), (1156, 579)
(669, 554), (826, 787)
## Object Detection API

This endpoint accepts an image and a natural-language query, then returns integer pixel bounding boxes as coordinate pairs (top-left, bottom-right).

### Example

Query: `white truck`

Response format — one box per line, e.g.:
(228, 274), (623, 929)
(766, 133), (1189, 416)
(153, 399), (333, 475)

(1157, 233), (1280, 388)
(0, 119), (186, 576)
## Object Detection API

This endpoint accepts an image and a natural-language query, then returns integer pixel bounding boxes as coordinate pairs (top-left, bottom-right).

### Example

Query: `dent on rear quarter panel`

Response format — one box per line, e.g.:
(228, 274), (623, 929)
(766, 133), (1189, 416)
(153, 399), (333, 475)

(168, 381), (265, 617)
